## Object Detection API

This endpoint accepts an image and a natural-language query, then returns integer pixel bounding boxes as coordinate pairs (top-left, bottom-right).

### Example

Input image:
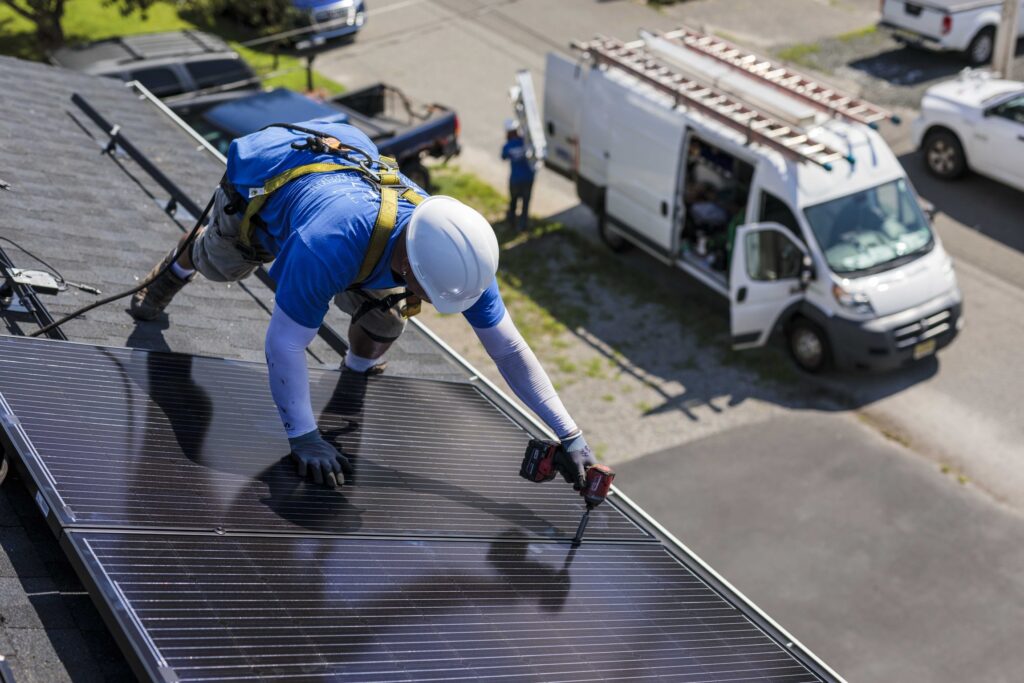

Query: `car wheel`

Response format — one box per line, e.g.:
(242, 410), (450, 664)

(598, 211), (630, 252)
(403, 163), (431, 191)
(924, 129), (967, 179)
(788, 317), (831, 373)
(966, 27), (995, 66)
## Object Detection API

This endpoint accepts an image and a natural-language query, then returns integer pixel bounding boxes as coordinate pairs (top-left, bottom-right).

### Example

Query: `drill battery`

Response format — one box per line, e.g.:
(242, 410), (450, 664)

(519, 439), (560, 483)
(581, 464), (615, 508)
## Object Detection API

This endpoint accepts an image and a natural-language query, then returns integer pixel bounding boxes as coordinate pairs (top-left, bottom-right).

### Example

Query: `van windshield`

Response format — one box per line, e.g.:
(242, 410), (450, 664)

(803, 178), (933, 276)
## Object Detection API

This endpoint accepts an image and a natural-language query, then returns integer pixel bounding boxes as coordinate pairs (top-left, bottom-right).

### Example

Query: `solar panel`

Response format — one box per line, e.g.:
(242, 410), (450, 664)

(0, 335), (644, 541)
(67, 531), (823, 683)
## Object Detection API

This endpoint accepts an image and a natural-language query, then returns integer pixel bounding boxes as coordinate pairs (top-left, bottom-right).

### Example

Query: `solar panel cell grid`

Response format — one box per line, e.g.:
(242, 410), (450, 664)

(0, 336), (643, 541)
(70, 532), (823, 683)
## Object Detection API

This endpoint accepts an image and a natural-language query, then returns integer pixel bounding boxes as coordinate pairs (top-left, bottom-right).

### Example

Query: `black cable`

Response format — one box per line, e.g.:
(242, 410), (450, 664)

(28, 191), (217, 338)
(0, 236), (68, 286)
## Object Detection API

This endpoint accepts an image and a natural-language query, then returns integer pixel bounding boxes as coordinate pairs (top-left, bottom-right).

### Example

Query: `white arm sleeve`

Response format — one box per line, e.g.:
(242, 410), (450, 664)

(265, 305), (320, 438)
(472, 311), (579, 439)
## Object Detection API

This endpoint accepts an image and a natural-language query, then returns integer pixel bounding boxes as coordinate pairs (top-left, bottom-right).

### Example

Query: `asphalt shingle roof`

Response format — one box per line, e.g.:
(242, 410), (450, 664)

(0, 54), (466, 681)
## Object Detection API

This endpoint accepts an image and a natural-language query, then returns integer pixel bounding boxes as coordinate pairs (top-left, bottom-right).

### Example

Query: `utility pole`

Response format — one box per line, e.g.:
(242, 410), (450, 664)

(992, 0), (1021, 79)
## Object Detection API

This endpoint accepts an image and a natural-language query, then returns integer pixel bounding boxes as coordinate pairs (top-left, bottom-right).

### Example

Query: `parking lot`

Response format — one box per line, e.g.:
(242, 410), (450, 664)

(317, 1), (1024, 680)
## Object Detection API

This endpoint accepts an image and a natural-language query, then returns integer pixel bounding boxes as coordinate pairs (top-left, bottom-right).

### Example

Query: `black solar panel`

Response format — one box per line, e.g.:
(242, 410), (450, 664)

(0, 336), (643, 541)
(67, 531), (823, 683)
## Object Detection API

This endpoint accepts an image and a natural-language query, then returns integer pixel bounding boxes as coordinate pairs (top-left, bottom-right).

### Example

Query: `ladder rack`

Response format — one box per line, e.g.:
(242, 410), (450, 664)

(651, 26), (897, 128)
(572, 36), (850, 170)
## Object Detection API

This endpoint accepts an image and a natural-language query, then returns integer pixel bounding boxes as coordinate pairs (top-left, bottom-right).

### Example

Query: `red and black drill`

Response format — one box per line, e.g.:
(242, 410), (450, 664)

(520, 439), (616, 546)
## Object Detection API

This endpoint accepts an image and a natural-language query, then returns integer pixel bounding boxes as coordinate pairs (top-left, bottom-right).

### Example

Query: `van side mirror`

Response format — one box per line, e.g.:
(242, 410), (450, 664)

(799, 255), (815, 290)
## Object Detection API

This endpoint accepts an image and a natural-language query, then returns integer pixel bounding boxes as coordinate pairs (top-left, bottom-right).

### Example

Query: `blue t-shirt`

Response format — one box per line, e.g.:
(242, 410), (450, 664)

(227, 120), (506, 330)
(501, 137), (535, 184)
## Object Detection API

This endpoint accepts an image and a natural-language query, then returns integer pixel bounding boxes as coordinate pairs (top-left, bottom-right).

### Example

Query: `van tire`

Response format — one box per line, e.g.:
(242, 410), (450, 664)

(404, 162), (431, 191)
(924, 129), (967, 180)
(965, 27), (995, 66)
(788, 317), (831, 373)
(598, 211), (631, 252)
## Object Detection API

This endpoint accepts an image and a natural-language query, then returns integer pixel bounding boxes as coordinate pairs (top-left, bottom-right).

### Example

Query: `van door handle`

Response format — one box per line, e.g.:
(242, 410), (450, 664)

(1018, 135), (1024, 142)
(737, 286), (747, 303)
(660, 201), (668, 216)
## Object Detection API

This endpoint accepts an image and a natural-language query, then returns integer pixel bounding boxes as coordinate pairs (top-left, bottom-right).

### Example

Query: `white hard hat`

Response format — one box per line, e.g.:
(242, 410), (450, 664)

(406, 196), (499, 314)
(504, 118), (518, 132)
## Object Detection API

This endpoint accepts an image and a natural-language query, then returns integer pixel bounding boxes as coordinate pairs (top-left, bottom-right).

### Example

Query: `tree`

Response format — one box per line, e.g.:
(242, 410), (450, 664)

(1, 0), (157, 51)
(1, 0), (66, 48)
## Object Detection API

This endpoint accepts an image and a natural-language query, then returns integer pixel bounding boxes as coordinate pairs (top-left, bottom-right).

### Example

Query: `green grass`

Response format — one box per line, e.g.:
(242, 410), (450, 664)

(837, 25), (877, 43)
(0, 0), (342, 93)
(775, 42), (822, 70)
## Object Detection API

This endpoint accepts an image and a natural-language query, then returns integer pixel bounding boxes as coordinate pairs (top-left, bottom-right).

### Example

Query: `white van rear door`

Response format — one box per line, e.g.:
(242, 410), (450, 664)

(543, 52), (583, 176)
(730, 222), (809, 349)
(606, 88), (686, 253)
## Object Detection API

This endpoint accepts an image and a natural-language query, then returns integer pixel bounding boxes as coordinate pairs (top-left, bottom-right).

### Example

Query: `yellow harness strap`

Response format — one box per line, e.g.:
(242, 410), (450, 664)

(238, 152), (425, 304)
(239, 162), (372, 247)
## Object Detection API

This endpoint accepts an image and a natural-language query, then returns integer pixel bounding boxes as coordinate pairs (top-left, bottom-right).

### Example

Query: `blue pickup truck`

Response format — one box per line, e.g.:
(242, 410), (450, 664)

(291, 0), (367, 47)
(176, 84), (460, 189)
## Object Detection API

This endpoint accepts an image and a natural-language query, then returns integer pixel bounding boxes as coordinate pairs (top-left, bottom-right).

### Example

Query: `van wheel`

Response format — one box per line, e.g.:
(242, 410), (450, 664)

(404, 163), (431, 191)
(598, 211), (630, 252)
(788, 318), (831, 373)
(924, 129), (967, 180)
(965, 27), (995, 66)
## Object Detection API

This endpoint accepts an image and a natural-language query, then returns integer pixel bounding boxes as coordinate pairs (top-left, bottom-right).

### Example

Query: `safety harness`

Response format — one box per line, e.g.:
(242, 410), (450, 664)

(232, 123), (425, 323)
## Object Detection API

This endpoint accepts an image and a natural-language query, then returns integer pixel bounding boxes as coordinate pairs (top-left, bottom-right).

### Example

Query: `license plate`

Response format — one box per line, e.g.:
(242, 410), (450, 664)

(904, 2), (922, 16)
(913, 338), (936, 360)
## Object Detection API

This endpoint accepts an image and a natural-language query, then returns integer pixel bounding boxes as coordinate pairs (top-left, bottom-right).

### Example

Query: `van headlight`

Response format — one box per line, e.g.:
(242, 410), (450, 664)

(832, 283), (874, 315)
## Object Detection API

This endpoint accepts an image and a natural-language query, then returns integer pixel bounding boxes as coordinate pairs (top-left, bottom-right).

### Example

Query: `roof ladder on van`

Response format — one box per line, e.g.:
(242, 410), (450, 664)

(652, 26), (898, 128)
(572, 36), (852, 171)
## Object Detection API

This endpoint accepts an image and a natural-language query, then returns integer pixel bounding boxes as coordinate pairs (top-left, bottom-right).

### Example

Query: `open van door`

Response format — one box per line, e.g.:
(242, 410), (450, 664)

(543, 52), (583, 177)
(730, 222), (810, 349)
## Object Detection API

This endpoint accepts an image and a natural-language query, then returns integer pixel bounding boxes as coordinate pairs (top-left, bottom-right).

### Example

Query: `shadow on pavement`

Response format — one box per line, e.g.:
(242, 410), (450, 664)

(900, 150), (1024, 254)
(503, 205), (941, 420)
(848, 40), (1023, 88)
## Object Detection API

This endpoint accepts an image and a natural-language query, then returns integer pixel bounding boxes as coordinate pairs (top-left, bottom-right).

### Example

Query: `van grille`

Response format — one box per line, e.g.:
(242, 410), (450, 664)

(893, 308), (952, 348)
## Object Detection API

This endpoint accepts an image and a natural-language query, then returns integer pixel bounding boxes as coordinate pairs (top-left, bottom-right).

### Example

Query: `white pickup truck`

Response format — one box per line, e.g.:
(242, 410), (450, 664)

(913, 70), (1024, 191)
(879, 0), (1024, 65)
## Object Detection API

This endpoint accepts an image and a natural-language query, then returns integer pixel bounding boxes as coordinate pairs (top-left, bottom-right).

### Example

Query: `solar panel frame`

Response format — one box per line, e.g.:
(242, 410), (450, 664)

(64, 531), (826, 683)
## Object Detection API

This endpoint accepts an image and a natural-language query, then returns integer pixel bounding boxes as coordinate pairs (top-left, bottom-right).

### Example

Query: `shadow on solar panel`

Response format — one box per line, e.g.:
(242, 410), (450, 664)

(0, 337), (644, 542)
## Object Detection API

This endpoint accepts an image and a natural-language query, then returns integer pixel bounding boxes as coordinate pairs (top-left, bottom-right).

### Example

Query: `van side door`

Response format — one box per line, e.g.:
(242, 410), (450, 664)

(605, 90), (686, 255)
(543, 52), (584, 177)
(730, 222), (809, 349)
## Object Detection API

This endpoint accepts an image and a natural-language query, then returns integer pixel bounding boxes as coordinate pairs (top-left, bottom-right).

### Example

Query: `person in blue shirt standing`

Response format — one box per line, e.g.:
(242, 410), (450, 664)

(501, 119), (535, 231)
(128, 120), (595, 490)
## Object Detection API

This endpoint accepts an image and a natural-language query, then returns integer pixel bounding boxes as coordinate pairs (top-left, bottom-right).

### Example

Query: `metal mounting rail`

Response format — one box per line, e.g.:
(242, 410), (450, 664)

(70, 93), (349, 357)
(653, 26), (897, 128)
(0, 247), (68, 341)
(573, 36), (850, 170)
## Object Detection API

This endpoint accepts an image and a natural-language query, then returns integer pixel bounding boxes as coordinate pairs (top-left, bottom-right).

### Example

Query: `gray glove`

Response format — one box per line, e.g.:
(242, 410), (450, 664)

(555, 432), (596, 491)
(287, 429), (353, 489)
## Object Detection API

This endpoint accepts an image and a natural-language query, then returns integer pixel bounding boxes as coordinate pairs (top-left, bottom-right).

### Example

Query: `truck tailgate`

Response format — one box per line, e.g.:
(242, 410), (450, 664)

(881, 0), (949, 39)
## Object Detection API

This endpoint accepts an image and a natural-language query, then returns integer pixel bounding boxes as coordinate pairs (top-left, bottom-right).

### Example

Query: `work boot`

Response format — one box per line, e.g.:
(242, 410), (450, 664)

(129, 248), (194, 321)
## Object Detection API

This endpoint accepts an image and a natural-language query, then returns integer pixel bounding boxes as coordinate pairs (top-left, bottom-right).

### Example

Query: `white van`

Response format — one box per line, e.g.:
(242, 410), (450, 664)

(543, 29), (963, 372)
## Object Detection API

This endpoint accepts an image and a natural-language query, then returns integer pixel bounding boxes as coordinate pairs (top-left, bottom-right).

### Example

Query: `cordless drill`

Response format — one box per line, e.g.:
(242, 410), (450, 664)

(519, 439), (616, 545)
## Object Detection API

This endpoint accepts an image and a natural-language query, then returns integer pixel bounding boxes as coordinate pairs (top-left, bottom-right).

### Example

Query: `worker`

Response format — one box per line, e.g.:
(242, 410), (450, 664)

(501, 119), (535, 231)
(129, 120), (595, 490)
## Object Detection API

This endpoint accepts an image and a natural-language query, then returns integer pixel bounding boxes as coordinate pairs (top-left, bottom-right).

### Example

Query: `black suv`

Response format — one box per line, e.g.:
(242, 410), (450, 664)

(50, 30), (257, 99)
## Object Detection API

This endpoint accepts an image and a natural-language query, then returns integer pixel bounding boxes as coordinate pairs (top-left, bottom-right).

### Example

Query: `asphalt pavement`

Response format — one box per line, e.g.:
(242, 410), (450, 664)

(316, 1), (1024, 680)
